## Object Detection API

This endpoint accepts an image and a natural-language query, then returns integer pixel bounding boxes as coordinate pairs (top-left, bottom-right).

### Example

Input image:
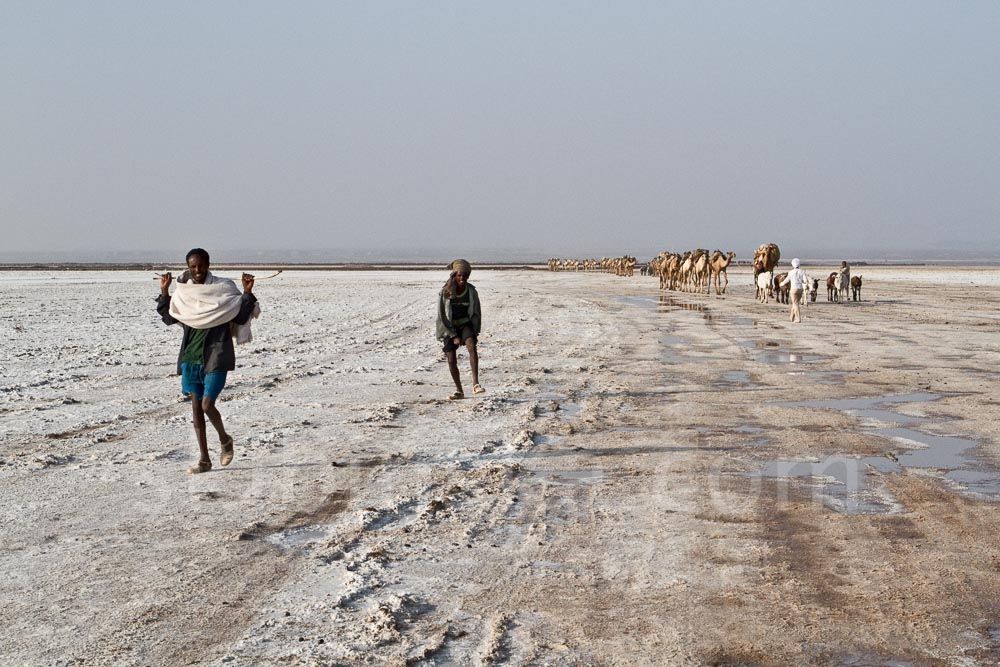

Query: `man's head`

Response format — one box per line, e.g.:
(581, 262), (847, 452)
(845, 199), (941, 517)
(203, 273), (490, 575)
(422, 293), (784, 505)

(449, 259), (471, 289)
(791, 258), (800, 269)
(185, 248), (210, 284)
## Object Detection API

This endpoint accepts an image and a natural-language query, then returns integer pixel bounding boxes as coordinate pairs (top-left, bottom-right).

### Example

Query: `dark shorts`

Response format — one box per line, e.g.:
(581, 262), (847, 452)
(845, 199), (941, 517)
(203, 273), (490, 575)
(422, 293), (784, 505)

(181, 362), (228, 402)
(442, 324), (477, 352)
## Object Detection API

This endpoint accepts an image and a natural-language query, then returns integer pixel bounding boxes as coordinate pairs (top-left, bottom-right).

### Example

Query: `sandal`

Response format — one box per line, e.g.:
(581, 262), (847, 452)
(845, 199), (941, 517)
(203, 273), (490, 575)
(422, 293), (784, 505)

(472, 383), (486, 394)
(187, 460), (212, 475)
(448, 391), (465, 400)
(220, 435), (234, 467)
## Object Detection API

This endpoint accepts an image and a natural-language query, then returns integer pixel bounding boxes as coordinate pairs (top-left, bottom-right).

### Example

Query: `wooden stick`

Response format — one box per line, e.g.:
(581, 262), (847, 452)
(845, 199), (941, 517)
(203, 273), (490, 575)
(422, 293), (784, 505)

(153, 269), (284, 280)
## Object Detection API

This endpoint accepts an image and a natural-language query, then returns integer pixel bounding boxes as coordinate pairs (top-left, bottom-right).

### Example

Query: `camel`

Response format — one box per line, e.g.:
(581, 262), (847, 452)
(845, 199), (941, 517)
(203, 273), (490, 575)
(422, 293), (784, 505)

(678, 252), (695, 292)
(709, 250), (736, 295)
(692, 250), (711, 293)
(651, 248), (735, 294)
(649, 253), (669, 289)
(851, 275), (863, 301)
(664, 253), (682, 291)
(698, 249), (712, 290)
(753, 243), (780, 299)
(679, 249), (707, 292)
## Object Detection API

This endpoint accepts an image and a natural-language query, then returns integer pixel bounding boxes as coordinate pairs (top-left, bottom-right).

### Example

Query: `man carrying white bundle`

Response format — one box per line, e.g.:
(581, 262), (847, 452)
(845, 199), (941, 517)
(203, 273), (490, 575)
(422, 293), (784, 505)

(780, 258), (808, 324)
(156, 248), (259, 474)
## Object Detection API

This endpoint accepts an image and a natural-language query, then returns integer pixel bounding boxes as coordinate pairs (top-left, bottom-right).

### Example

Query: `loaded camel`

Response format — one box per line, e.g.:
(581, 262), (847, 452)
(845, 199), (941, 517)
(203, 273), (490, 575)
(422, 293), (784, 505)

(753, 243), (780, 303)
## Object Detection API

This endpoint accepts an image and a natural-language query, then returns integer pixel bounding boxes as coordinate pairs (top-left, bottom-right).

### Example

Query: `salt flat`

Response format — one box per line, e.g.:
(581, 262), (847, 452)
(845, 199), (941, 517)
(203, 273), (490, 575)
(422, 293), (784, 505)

(2, 268), (1000, 665)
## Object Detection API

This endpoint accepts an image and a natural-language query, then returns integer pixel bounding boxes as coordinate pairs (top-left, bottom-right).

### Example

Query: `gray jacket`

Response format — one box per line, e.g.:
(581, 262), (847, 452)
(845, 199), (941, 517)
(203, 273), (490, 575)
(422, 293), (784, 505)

(436, 283), (481, 341)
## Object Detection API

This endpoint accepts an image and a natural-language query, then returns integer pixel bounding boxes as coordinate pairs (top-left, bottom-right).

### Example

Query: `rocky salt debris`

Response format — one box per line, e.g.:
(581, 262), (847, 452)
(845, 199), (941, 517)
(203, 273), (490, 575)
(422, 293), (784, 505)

(346, 403), (403, 424)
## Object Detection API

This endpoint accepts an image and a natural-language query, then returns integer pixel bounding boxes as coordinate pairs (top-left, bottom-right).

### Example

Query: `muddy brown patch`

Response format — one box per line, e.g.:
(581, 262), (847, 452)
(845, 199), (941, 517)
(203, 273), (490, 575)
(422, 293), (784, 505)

(237, 489), (352, 541)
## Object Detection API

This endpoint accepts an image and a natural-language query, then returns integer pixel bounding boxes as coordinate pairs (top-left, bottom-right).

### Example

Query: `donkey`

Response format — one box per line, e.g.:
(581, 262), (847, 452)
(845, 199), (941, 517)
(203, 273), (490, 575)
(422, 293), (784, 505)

(772, 272), (790, 304)
(755, 271), (772, 303)
(851, 275), (863, 301)
(826, 272), (840, 302)
(838, 270), (850, 302)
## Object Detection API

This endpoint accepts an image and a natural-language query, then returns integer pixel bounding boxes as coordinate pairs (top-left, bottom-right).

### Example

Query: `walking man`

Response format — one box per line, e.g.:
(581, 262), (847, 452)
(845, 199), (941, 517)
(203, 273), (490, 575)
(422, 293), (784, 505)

(780, 258), (808, 323)
(157, 248), (259, 473)
(436, 259), (484, 399)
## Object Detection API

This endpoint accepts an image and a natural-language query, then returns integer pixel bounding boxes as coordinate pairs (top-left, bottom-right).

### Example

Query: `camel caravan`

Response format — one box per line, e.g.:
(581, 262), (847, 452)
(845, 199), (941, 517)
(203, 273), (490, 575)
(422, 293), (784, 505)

(647, 249), (737, 295)
(547, 256), (637, 276)
(546, 245), (864, 307)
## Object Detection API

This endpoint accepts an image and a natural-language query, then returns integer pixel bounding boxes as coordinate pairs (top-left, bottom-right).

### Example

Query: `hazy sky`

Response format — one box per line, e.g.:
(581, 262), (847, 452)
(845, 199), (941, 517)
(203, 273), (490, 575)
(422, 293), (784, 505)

(2, 2), (998, 261)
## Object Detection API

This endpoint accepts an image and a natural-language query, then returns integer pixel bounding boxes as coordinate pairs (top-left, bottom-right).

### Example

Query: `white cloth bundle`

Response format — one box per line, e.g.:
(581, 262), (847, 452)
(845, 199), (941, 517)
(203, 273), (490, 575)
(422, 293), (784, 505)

(168, 272), (260, 344)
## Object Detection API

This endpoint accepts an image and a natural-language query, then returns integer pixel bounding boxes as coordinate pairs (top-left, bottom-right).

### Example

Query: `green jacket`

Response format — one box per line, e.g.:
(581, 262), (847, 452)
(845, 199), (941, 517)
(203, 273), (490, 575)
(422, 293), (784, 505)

(436, 283), (481, 341)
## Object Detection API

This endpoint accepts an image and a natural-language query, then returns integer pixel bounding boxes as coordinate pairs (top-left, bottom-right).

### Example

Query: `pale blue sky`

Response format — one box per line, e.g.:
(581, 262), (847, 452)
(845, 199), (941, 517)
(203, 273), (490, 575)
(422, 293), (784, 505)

(2, 2), (998, 261)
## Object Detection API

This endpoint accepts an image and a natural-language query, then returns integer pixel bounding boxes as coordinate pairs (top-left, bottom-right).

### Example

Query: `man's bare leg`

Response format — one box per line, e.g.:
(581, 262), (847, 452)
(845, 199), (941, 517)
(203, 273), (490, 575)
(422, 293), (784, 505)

(466, 340), (480, 387)
(201, 397), (229, 444)
(446, 349), (463, 395)
(190, 399), (212, 470)
(202, 397), (234, 465)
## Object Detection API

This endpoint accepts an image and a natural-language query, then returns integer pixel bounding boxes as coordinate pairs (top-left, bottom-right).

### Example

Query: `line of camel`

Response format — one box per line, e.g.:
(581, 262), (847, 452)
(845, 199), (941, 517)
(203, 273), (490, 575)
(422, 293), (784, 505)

(551, 244), (863, 303)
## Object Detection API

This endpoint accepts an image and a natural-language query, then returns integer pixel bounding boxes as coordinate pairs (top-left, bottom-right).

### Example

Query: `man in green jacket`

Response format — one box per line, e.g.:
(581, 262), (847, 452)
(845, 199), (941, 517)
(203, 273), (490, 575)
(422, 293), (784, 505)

(436, 259), (483, 400)
(157, 248), (258, 474)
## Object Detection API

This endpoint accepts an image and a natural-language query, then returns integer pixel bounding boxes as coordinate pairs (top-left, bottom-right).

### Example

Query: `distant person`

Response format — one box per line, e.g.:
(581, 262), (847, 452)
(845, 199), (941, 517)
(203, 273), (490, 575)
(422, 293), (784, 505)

(838, 261), (851, 303)
(780, 258), (808, 323)
(157, 248), (259, 474)
(436, 259), (483, 399)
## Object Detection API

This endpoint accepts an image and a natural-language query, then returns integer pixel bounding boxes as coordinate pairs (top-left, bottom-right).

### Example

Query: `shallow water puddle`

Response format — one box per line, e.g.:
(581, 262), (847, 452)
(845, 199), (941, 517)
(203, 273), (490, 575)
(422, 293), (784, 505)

(741, 339), (823, 364)
(749, 456), (900, 515)
(661, 333), (686, 346)
(703, 313), (756, 326)
(762, 392), (1000, 508)
(526, 430), (563, 448)
(557, 402), (582, 421)
(784, 392), (937, 427)
(873, 427), (998, 495)
(624, 295), (833, 383)
(616, 295), (662, 310)
(720, 370), (751, 384)
(617, 294), (708, 315)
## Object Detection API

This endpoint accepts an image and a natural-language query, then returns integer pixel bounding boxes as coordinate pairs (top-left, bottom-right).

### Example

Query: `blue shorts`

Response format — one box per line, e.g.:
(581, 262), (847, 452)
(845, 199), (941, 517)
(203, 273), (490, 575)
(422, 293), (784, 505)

(180, 362), (228, 402)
